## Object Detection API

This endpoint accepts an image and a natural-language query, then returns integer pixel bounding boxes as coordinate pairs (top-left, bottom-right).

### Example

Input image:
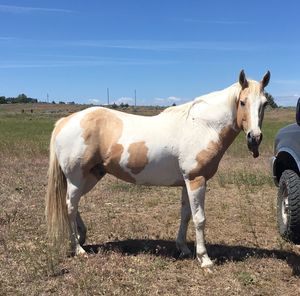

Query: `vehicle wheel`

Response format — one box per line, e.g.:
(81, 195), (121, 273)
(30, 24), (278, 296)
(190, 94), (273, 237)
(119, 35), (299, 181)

(277, 169), (300, 244)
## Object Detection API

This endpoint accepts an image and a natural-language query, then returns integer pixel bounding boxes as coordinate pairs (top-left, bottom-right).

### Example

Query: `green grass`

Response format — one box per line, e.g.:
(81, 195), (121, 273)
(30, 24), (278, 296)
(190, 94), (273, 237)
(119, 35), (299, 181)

(236, 271), (256, 286)
(0, 114), (55, 156)
(0, 108), (294, 158)
(217, 171), (273, 188)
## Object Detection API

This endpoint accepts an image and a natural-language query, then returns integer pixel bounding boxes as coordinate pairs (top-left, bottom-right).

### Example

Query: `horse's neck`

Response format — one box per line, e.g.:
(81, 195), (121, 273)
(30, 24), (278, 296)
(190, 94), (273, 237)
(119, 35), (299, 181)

(159, 85), (241, 154)
(186, 85), (241, 151)
(191, 86), (238, 128)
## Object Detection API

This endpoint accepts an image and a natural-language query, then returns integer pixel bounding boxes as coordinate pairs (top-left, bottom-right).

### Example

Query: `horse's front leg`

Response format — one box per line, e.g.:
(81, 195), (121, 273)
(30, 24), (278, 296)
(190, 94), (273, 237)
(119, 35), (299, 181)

(185, 176), (213, 268)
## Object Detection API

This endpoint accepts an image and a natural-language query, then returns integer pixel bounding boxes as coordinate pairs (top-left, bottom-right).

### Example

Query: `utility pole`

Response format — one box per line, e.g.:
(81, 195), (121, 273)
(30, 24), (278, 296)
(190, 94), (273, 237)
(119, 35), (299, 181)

(107, 88), (110, 105)
(47, 93), (49, 103)
(134, 89), (137, 107)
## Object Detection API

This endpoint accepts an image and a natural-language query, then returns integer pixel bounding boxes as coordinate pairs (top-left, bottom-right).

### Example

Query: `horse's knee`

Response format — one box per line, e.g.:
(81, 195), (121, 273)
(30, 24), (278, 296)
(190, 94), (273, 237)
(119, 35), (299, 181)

(193, 213), (205, 230)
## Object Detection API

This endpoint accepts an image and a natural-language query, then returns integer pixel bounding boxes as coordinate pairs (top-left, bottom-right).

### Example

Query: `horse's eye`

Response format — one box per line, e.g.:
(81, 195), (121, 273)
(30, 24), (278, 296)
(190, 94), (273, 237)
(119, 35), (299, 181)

(240, 100), (245, 107)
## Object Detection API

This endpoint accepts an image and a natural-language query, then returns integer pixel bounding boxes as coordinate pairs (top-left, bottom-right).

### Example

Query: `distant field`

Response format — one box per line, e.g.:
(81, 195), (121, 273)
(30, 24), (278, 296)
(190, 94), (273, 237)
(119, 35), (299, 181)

(0, 104), (300, 295)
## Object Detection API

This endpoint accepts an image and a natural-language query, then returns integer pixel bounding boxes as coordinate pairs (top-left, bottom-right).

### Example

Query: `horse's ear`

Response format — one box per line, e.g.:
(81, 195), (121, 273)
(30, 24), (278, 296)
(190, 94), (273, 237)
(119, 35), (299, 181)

(239, 70), (248, 89)
(261, 70), (271, 88)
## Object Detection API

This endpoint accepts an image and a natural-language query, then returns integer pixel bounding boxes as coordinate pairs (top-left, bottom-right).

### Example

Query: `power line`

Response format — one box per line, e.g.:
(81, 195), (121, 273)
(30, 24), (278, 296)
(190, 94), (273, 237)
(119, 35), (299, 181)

(107, 88), (110, 105)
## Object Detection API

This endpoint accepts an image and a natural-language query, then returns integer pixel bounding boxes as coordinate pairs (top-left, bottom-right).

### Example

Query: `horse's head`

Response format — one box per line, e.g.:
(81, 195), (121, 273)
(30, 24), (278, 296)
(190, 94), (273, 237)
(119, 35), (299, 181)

(236, 70), (271, 158)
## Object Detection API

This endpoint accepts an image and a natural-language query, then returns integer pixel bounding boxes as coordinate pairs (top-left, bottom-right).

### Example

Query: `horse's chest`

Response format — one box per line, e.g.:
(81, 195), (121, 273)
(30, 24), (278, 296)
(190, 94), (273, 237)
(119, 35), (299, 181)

(188, 145), (225, 181)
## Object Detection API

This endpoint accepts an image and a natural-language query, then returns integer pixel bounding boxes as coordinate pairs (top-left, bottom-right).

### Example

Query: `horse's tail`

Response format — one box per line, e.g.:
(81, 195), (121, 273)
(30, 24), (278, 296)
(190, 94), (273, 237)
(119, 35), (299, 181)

(45, 127), (69, 248)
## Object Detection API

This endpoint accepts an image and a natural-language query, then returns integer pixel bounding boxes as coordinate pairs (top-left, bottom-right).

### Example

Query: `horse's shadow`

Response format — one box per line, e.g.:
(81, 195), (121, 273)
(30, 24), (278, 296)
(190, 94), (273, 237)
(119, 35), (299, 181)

(84, 239), (300, 276)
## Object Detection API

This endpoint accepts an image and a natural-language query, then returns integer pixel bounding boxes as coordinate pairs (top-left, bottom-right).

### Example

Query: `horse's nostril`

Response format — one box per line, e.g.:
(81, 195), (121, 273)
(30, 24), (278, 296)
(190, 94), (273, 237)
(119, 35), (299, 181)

(247, 131), (262, 145)
(257, 133), (263, 143)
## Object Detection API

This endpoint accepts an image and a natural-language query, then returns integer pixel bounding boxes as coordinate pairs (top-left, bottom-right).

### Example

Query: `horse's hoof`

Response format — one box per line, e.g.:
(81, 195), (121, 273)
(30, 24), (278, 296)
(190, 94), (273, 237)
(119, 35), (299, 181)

(178, 251), (192, 259)
(201, 261), (214, 268)
(197, 255), (214, 269)
(78, 236), (86, 246)
(75, 245), (88, 257)
(176, 243), (192, 259)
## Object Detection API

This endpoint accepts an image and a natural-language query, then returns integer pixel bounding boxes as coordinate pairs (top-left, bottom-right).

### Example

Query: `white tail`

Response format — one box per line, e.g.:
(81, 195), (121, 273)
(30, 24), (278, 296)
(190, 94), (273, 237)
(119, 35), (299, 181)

(45, 130), (69, 247)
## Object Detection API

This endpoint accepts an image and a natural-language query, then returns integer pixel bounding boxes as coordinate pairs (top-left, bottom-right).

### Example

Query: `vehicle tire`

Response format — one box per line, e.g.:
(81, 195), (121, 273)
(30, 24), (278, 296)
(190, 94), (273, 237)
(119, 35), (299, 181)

(277, 169), (300, 244)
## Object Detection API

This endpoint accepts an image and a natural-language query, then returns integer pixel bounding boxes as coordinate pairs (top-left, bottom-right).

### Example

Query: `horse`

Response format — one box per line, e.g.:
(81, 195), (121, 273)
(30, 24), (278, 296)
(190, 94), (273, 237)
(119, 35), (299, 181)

(46, 70), (270, 268)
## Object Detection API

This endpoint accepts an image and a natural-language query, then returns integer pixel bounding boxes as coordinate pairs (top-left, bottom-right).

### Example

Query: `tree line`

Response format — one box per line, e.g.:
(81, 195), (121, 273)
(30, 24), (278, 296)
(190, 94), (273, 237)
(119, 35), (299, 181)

(0, 92), (279, 108)
(0, 94), (37, 104)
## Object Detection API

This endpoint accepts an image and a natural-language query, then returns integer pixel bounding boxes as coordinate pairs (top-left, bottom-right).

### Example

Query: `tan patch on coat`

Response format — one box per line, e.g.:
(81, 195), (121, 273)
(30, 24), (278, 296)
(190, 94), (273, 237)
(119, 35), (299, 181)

(127, 141), (149, 174)
(80, 109), (135, 183)
(189, 176), (205, 191)
(236, 88), (250, 130)
(105, 143), (136, 183)
(188, 126), (238, 182)
(53, 113), (77, 139)
(236, 81), (263, 130)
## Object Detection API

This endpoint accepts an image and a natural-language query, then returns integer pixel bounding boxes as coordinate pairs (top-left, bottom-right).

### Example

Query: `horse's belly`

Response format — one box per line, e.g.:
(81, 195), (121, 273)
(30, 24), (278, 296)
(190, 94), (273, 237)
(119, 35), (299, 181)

(107, 153), (184, 187)
(133, 159), (184, 186)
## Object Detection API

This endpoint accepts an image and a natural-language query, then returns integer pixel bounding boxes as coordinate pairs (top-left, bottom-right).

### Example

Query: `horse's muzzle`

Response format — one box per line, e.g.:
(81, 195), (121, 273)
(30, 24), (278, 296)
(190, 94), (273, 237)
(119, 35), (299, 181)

(247, 131), (262, 158)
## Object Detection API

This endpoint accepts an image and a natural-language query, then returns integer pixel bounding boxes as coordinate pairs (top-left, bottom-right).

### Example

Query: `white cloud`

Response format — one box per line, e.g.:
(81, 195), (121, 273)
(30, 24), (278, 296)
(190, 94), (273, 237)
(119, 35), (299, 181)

(57, 39), (259, 52)
(0, 56), (176, 69)
(0, 37), (264, 52)
(0, 37), (15, 40)
(154, 96), (184, 106)
(0, 5), (73, 14)
(167, 96), (182, 102)
(273, 79), (300, 86)
(88, 99), (101, 105)
(180, 18), (251, 25)
(112, 97), (134, 105)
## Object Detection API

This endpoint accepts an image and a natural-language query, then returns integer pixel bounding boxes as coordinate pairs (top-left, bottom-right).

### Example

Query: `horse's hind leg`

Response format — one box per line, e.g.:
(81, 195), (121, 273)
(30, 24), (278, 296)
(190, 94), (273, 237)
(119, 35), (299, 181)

(66, 181), (86, 255)
(176, 186), (192, 257)
(76, 212), (87, 246)
(66, 171), (103, 255)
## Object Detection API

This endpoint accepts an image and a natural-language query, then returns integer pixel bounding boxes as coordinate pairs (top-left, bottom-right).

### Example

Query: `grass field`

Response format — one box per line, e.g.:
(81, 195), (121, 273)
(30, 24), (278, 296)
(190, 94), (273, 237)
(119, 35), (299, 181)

(0, 103), (300, 295)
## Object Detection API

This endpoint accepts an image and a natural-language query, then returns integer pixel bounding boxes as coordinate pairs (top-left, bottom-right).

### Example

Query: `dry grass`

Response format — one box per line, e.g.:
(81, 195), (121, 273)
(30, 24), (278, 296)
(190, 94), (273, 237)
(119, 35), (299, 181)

(0, 105), (300, 295)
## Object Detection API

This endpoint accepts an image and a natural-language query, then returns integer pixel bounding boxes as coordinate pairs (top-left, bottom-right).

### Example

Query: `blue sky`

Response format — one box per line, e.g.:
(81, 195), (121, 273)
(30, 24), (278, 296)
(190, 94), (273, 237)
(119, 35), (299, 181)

(0, 0), (299, 106)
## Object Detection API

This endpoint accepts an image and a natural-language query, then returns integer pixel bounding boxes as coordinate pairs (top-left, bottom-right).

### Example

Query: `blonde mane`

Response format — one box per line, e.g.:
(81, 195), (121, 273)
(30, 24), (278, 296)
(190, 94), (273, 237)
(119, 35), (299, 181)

(161, 101), (194, 117)
(161, 82), (243, 119)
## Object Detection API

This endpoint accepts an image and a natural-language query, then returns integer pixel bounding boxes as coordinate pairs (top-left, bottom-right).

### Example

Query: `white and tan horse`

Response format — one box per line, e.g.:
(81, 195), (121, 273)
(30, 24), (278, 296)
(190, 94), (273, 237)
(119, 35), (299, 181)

(46, 70), (270, 268)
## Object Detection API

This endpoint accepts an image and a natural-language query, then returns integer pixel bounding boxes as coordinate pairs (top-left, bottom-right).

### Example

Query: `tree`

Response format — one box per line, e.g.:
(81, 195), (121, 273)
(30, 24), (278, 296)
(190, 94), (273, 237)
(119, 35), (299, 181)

(265, 92), (278, 108)
(17, 93), (28, 103)
(0, 96), (6, 104)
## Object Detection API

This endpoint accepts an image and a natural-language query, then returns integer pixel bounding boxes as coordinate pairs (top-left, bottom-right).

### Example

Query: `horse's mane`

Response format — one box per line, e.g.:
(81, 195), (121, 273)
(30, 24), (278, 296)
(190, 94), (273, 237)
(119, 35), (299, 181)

(161, 83), (242, 119)
(161, 101), (194, 117)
